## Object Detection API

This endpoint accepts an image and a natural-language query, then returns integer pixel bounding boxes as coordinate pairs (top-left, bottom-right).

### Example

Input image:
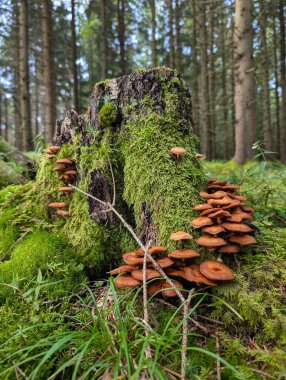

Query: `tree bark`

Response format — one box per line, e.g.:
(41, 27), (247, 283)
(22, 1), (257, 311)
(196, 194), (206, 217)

(71, 0), (79, 111)
(167, 0), (175, 69)
(174, 0), (182, 72)
(42, 0), (56, 142)
(273, 10), (280, 156)
(198, 0), (211, 158)
(258, 0), (272, 152)
(4, 97), (9, 143)
(100, 0), (108, 79)
(279, 0), (286, 162)
(208, 0), (216, 158)
(233, 0), (256, 165)
(117, 0), (126, 75)
(191, 0), (199, 137)
(0, 88), (2, 138)
(19, 0), (33, 151)
(221, 9), (228, 160)
(150, 0), (157, 67)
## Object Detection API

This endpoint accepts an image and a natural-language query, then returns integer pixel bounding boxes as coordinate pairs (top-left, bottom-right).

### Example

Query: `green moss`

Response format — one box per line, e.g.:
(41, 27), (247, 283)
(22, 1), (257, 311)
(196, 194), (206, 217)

(98, 102), (116, 128)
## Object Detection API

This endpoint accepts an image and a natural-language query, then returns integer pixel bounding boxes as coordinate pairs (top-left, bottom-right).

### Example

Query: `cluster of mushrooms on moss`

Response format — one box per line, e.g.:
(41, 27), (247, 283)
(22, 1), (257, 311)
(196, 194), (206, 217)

(109, 147), (255, 298)
(46, 145), (77, 217)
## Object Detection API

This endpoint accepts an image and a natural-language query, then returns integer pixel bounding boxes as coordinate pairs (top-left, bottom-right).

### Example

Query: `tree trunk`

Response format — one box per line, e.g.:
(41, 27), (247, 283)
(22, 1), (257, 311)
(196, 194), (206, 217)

(273, 11), (280, 156)
(150, 0), (157, 67)
(191, 0), (199, 137)
(174, 0), (182, 72)
(208, 0), (216, 158)
(100, 0), (108, 79)
(233, 0), (256, 165)
(4, 97), (9, 143)
(71, 0), (79, 111)
(279, 0), (286, 163)
(198, 0), (211, 158)
(52, 69), (205, 272)
(117, 0), (125, 75)
(221, 9), (228, 160)
(258, 0), (272, 152)
(19, 0), (33, 151)
(0, 88), (2, 138)
(42, 0), (56, 142)
(167, 0), (175, 69)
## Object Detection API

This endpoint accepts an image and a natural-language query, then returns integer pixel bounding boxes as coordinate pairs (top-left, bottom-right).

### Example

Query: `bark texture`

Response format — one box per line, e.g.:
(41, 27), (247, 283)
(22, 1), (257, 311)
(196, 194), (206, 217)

(279, 0), (286, 162)
(118, 0), (125, 75)
(100, 0), (108, 79)
(233, 0), (256, 165)
(71, 0), (79, 111)
(150, 0), (157, 67)
(168, 0), (175, 69)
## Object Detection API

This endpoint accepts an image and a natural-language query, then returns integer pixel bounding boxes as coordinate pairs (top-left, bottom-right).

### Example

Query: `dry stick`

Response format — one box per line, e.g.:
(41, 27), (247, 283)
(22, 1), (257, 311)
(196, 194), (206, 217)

(181, 289), (195, 380)
(215, 330), (222, 380)
(108, 158), (116, 206)
(1, 230), (31, 262)
(143, 240), (153, 360)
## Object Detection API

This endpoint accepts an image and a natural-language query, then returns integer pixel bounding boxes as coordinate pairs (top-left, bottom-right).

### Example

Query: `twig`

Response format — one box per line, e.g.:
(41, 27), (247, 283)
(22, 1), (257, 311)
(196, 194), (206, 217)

(108, 158), (116, 206)
(181, 289), (195, 380)
(215, 331), (221, 380)
(1, 230), (31, 262)
(68, 184), (186, 302)
(143, 240), (153, 360)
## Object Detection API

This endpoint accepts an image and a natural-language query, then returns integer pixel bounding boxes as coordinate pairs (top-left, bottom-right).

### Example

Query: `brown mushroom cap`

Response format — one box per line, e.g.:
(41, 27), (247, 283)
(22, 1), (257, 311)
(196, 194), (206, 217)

(59, 174), (72, 182)
(184, 264), (217, 285)
(131, 269), (161, 281)
(162, 280), (183, 297)
(208, 177), (217, 183)
(148, 245), (168, 254)
(221, 222), (253, 233)
(207, 210), (231, 219)
(58, 186), (74, 192)
(222, 185), (240, 191)
(56, 209), (70, 216)
(64, 170), (77, 175)
(192, 217), (213, 228)
(193, 203), (213, 211)
(219, 245), (240, 254)
(242, 206), (254, 214)
(52, 167), (66, 172)
(170, 231), (193, 241)
(222, 200), (242, 210)
(109, 265), (138, 275)
(195, 153), (204, 159)
(122, 252), (151, 265)
(200, 261), (235, 281)
(196, 236), (227, 247)
(212, 181), (228, 186)
(147, 280), (165, 296)
(168, 249), (200, 259)
(232, 195), (247, 201)
(207, 196), (233, 205)
(228, 235), (256, 245)
(56, 158), (74, 165)
(199, 207), (221, 217)
(155, 257), (175, 268)
(165, 268), (189, 280)
(207, 184), (223, 191)
(170, 147), (187, 157)
(48, 202), (66, 208)
(202, 225), (226, 235)
(48, 154), (56, 159)
(114, 275), (142, 288)
(200, 191), (227, 199)
(225, 214), (243, 223)
(48, 145), (61, 152)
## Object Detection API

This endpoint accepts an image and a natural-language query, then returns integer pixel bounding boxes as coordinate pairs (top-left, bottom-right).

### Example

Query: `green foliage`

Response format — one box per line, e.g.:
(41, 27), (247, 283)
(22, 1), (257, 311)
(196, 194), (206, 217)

(98, 102), (116, 128)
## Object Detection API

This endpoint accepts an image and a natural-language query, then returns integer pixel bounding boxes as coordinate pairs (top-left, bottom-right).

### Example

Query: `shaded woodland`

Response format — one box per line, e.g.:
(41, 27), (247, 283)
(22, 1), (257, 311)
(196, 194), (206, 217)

(0, 0), (285, 164)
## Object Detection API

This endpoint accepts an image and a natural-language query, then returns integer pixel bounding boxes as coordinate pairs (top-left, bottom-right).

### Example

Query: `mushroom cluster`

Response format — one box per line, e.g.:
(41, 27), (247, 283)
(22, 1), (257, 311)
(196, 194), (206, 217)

(110, 229), (235, 298)
(192, 178), (256, 255)
(46, 145), (77, 218)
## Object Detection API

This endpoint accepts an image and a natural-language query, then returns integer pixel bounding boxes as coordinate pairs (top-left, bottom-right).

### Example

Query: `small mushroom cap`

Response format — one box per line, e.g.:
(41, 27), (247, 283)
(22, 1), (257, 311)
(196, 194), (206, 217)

(242, 206), (254, 214)
(184, 264), (217, 286)
(47, 145), (61, 152)
(228, 235), (256, 245)
(222, 185), (240, 192)
(192, 216), (213, 228)
(155, 257), (175, 268)
(225, 214), (243, 223)
(196, 236), (227, 247)
(221, 222), (253, 233)
(200, 207), (221, 216)
(207, 210), (231, 219)
(148, 245), (167, 254)
(48, 154), (56, 159)
(46, 148), (54, 154)
(200, 261), (235, 281)
(170, 147), (187, 156)
(222, 200), (242, 209)
(165, 268), (189, 280)
(212, 181), (228, 186)
(131, 268), (161, 281)
(195, 153), (204, 159)
(114, 275), (142, 288)
(208, 177), (217, 183)
(122, 252), (151, 265)
(162, 280), (183, 297)
(56, 209), (70, 216)
(200, 191), (227, 199)
(64, 170), (77, 175)
(168, 249), (200, 259)
(109, 265), (138, 275)
(207, 196), (233, 205)
(193, 203), (213, 211)
(219, 245), (240, 254)
(48, 202), (66, 208)
(202, 225), (226, 235)
(58, 186), (74, 192)
(232, 195), (247, 201)
(170, 231), (193, 241)
(52, 166), (66, 172)
(59, 174), (72, 182)
(56, 158), (74, 165)
(147, 280), (165, 296)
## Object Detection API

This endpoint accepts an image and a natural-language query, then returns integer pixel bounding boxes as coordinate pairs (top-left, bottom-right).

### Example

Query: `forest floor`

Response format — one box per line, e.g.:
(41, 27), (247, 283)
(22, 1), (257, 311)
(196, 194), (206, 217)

(0, 158), (285, 379)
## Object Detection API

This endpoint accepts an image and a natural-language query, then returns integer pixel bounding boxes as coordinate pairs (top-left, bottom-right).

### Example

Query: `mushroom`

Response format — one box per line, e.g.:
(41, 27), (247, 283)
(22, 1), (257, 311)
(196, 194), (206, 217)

(202, 225), (226, 235)
(218, 245), (240, 254)
(147, 280), (165, 296)
(208, 177), (217, 183)
(199, 261), (235, 281)
(195, 153), (204, 159)
(196, 236), (227, 247)
(58, 186), (74, 193)
(206, 210), (231, 219)
(184, 264), (217, 286)
(48, 154), (56, 159)
(199, 191), (227, 199)
(48, 202), (66, 208)
(228, 235), (256, 245)
(222, 185), (240, 192)
(131, 269), (161, 281)
(122, 252), (151, 265)
(109, 265), (138, 275)
(161, 280), (183, 297)
(207, 196), (233, 206)
(52, 167), (66, 172)
(148, 245), (167, 255)
(170, 231), (193, 241)
(165, 268), (189, 280)
(168, 249), (200, 259)
(56, 158), (75, 165)
(193, 203), (213, 211)
(170, 147), (187, 160)
(199, 207), (221, 217)
(48, 145), (61, 153)
(64, 170), (77, 175)
(155, 257), (175, 268)
(56, 209), (70, 216)
(221, 222), (253, 233)
(192, 217), (213, 229)
(114, 275), (142, 288)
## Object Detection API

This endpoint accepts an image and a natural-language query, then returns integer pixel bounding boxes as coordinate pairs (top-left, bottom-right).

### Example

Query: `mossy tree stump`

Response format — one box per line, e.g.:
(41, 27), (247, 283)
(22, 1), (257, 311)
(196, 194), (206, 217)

(40, 68), (206, 274)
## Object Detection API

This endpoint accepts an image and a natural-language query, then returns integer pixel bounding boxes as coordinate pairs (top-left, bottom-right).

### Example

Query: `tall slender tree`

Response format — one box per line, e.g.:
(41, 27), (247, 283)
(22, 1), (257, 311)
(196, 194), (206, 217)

(71, 0), (79, 111)
(233, 0), (256, 164)
(118, 0), (125, 75)
(150, 0), (157, 67)
(100, 0), (108, 79)
(167, 0), (175, 69)
(279, 0), (286, 162)
(19, 0), (33, 151)
(191, 0), (199, 137)
(273, 9), (280, 154)
(42, 0), (55, 142)
(208, 0), (216, 158)
(174, 0), (182, 72)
